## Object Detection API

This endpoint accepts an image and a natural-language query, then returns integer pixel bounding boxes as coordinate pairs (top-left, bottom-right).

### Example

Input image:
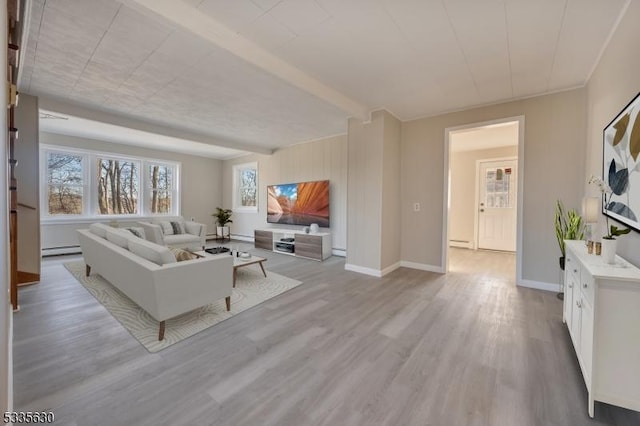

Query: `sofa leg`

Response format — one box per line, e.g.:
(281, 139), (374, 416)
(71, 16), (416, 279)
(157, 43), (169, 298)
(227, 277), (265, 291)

(85, 265), (91, 277)
(225, 296), (231, 311)
(158, 321), (165, 341)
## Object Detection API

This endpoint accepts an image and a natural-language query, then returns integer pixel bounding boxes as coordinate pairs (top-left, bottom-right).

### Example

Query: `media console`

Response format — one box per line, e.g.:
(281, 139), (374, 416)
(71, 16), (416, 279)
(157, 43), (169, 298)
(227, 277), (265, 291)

(254, 229), (332, 261)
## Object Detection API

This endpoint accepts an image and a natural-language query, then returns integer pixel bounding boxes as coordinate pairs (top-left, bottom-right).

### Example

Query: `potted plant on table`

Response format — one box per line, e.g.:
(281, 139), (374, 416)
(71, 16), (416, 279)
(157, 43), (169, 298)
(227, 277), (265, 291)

(555, 200), (585, 300)
(588, 175), (631, 263)
(555, 200), (585, 271)
(212, 207), (233, 240)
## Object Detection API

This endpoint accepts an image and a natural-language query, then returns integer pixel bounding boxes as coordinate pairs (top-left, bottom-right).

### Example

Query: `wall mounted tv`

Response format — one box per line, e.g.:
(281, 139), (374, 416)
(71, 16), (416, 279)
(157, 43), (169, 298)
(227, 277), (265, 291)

(267, 180), (330, 227)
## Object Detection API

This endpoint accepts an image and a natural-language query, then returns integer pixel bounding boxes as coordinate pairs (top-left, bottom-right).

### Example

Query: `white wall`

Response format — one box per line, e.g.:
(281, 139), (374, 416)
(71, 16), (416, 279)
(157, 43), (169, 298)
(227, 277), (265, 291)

(585, 0), (640, 266)
(40, 132), (223, 250)
(222, 134), (347, 251)
(347, 112), (383, 271)
(15, 94), (40, 275)
(401, 89), (586, 285)
(450, 145), (518, 246)
(381, 111), (402, 270)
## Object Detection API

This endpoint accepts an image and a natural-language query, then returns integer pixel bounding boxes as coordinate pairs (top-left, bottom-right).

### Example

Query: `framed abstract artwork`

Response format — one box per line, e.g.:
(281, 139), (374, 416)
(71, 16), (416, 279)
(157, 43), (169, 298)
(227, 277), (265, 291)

(602, 91), (640, 233)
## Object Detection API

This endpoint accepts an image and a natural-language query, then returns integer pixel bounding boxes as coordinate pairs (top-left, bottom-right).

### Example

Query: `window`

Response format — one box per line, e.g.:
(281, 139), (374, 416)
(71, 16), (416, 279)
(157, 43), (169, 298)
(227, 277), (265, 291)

(97, 157), (140, 215)
(146, 163), (176, 214)
(41, 145), (180, 221)
(233, 162), (258, 211)
(46, 151), (86, 215)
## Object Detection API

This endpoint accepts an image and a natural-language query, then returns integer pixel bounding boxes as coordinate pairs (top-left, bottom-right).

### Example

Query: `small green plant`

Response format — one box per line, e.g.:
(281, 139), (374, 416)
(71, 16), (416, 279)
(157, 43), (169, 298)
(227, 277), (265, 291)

(212, 207), (233, 227)
(555, 200), (585, 258)
(603, 225), (631, 240)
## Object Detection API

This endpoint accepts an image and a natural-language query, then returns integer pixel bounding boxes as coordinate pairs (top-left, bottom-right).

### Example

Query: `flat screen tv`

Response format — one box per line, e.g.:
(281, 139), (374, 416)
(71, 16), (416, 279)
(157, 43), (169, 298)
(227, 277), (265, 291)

(267, 180), (330, 227)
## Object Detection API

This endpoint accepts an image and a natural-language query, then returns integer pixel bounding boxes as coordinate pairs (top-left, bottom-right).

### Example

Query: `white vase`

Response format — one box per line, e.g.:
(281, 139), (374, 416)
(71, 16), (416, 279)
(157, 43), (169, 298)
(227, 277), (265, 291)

(601, 238), (617, 264)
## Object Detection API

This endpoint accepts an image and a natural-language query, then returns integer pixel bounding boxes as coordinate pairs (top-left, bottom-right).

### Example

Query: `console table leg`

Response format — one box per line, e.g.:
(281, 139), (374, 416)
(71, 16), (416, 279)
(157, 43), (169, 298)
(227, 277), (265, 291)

(588, 394), (594, 418)
(85, 264), (91, 277)
(225, 296), (231, 311)
(259, 261), (267, 277)
(158, 321), (165, 341)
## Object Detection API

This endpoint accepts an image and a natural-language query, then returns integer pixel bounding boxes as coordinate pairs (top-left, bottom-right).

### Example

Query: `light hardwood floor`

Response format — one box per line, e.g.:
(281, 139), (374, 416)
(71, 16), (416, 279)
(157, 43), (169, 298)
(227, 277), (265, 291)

(13, 245), (640, 425)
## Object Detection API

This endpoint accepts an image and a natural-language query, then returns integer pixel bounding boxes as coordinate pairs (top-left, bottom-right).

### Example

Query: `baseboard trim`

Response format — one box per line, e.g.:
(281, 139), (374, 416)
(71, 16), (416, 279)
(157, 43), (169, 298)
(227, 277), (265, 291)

(518, 279), (560, 293)
(399, 261), (445, 274)
(381, 262), (401, 276)
(332, 249), (346, 257)
(344, 264), (382, 277)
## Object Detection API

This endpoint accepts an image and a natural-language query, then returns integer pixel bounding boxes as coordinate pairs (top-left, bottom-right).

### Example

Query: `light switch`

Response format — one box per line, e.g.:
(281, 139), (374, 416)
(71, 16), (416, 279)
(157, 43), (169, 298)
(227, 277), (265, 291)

(413, 203), (420, 212)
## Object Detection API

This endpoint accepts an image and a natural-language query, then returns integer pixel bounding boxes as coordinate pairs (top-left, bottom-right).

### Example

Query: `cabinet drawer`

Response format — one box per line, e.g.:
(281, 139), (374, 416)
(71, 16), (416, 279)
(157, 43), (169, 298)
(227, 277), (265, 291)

(295, 234), (322, 246)
(254, 230), (273, 250)
(566, 255), (580, 283)
(295, 244), (322, 260)
(581, 271), (595, 306)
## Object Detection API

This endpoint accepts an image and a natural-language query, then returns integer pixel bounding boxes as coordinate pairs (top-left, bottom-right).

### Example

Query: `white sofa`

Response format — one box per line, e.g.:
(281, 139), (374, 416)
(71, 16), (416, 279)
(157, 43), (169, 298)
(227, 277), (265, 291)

(138, 218), (206, 250)
(77, 223), (232, 340)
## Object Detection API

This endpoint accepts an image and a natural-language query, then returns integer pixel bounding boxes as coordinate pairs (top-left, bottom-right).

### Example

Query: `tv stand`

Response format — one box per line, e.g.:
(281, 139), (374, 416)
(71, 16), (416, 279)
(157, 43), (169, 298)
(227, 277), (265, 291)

(254, 229), (332, 261)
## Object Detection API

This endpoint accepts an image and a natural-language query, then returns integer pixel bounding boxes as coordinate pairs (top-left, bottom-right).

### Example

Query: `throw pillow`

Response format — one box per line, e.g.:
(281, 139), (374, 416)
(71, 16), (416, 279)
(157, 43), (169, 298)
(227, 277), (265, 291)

(170, 221), (184, 235)
(126, 227), (144, 239)
(158, 221), (174, 235)
(169, 247), (198, 262)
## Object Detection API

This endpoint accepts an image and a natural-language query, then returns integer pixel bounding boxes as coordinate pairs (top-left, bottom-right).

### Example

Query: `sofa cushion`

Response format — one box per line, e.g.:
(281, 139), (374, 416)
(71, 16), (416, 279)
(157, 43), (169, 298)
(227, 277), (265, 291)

(89, 223), (112, 239)
(169, 247), (198, 262)
(128, 238), (177, 266)
(106, 229), (134, 249)
(158, 221), (174, 235)
(164, 233), (201, 246)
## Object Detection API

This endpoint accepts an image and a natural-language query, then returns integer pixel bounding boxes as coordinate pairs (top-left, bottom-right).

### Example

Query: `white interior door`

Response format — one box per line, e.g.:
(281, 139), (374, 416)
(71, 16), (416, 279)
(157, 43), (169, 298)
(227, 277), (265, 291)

(478, 159), (517, 251)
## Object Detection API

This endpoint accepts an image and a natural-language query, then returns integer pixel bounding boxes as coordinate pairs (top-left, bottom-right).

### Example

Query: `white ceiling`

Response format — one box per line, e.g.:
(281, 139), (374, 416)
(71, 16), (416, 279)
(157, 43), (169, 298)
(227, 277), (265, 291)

(20, 0), (629, 154)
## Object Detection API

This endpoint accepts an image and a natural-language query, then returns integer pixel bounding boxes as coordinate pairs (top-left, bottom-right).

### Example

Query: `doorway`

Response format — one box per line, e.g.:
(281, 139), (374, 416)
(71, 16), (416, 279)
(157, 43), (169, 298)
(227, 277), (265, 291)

(444, 117), (523, 279)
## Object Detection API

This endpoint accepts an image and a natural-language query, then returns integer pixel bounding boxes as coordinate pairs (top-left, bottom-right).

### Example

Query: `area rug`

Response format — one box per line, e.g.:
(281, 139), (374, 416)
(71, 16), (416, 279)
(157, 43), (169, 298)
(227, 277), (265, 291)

(63, 261), (302, 352)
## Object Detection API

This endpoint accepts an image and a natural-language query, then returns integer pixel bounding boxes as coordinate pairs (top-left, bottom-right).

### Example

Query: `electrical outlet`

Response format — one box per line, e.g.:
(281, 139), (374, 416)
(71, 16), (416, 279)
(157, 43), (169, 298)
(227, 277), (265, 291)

(413, 203), (420, 212)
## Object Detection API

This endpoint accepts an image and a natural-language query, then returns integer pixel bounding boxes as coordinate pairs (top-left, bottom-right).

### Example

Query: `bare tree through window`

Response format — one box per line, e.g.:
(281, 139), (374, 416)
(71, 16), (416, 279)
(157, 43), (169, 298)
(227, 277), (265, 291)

(148, 164), (172, 213)
(239, 168), (257, 207)
(47, 153), (84, 215)
(97, 158), (139, 215)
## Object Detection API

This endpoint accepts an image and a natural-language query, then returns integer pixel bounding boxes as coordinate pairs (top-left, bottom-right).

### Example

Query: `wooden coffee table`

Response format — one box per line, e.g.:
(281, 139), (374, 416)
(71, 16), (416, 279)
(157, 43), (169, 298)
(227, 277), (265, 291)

(233, 255), (267, 287)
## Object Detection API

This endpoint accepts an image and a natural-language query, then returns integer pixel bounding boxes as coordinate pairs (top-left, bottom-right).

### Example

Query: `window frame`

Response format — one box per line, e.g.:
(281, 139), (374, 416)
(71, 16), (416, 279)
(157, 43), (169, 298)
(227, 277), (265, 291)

(232, 161), (258, 212)
(40, 144), (181, 223)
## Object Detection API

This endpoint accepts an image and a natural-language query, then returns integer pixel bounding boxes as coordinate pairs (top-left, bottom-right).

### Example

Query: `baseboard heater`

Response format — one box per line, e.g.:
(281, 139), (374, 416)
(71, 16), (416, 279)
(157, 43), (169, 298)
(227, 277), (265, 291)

(449, 240), (472, 249)
(42, 245), (82, 257)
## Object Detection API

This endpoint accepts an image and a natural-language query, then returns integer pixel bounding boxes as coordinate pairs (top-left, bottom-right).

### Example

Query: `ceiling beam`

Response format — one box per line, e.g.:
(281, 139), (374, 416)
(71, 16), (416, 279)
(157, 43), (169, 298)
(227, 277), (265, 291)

(39, 96), (274, 155)
(124, 0), (370, 121)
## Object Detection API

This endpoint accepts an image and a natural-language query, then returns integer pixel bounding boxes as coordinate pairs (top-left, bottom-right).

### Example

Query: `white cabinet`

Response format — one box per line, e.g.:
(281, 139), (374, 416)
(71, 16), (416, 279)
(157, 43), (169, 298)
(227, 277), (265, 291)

(563, 240), (640, 417)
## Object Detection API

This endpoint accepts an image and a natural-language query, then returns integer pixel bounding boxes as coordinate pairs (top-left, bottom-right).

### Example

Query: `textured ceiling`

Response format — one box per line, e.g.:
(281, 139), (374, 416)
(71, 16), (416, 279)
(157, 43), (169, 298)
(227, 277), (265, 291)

(20, 0), (629, 153)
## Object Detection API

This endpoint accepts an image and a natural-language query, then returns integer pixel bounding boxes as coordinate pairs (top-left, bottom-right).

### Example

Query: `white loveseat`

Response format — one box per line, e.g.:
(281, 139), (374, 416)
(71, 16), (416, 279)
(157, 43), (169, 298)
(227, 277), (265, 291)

(77, 223), (232, 340)
(138, 218), (206, 250)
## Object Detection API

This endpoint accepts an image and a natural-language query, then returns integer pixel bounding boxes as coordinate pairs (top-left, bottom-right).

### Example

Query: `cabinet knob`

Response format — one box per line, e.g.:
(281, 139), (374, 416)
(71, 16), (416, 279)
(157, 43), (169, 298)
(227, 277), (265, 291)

(583, 283), (588, 288)
(574, 269), (578, 273)
(568, 284), (573, 288)
(576, 300), (581, 308)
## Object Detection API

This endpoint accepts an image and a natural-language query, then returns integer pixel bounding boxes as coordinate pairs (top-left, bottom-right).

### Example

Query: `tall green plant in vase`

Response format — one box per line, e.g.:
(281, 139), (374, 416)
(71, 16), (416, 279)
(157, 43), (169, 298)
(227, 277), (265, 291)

(554, 200), (585, 271)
